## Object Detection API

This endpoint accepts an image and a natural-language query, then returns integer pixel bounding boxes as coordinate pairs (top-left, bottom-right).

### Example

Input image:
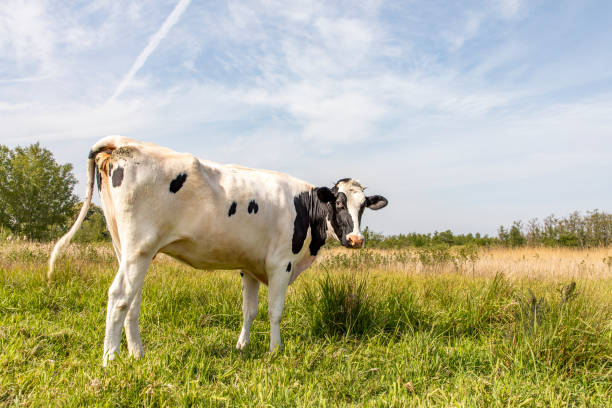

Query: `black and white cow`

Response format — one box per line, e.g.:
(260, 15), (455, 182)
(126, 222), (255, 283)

(49, 136), (388, 365)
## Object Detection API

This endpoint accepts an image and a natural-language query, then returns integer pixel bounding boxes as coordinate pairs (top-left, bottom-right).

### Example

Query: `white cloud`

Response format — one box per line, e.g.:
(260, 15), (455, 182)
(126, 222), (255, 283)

(0, 0), (56, 76)
(444, 11), (485, 50)
(314, 17), (375, 60)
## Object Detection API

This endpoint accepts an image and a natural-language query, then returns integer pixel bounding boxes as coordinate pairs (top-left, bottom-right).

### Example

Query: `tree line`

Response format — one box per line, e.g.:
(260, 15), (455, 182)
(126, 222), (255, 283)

(497, 211), (612, 248)
(360, 208), (612, 249)
(1, 142), (610, 247)
(359, 228), (498, 248)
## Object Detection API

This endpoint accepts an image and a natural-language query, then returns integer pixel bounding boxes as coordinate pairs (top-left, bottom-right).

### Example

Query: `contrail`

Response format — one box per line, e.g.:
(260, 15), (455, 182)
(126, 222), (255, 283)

(108, 0), (192, 101)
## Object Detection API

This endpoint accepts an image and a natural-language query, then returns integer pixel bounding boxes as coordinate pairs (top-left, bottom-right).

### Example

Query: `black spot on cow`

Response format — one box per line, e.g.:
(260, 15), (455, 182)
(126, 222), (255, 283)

(108, 163), (113, 177)
(247, 200), (259, 214)
(88, 146), (107, 159)
(292, 194), (309, 254)
(291, 189), (331, 256)
(330, 192), (354, 245)
(96, 167), (102, 191)
(286, 262), (292, 273)
(111, 166), (124, 188)
(169, 173), (187, 193)
(240, 272), (244, 277)
(228, 201), (237, 217)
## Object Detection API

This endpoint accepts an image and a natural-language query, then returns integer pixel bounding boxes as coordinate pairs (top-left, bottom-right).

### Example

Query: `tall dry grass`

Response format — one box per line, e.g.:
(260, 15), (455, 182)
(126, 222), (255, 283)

(316, 246), (612, 281)
(2, 241), (612, 282)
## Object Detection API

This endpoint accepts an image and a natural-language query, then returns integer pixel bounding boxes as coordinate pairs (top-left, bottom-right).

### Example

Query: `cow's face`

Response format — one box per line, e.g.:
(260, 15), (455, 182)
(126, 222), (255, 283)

(317, 178), (388, 248)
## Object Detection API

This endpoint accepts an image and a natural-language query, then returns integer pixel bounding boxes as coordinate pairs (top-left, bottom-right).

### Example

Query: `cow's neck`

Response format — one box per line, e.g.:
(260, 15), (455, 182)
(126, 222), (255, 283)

(291, 189), (334, 257)
(305, 189), (334, 256)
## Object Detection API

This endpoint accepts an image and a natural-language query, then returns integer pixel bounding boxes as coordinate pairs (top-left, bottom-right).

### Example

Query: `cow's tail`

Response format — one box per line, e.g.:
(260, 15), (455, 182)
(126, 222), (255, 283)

(48, 155), (97, 281)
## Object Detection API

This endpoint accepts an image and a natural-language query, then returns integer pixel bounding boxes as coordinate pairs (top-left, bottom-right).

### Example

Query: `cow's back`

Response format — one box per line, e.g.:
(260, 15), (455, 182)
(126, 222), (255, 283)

(99, 139), (314, 280)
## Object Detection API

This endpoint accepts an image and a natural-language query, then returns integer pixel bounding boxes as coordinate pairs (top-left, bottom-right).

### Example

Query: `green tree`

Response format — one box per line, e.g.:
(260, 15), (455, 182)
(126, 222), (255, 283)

(433, 230), (454, 245)
(509, 221), (526, 247)
(362, 226), (384, 247)
(0, 143), (78, 240)
(497, 225), (509, 245)
(72, 202), (109, 242)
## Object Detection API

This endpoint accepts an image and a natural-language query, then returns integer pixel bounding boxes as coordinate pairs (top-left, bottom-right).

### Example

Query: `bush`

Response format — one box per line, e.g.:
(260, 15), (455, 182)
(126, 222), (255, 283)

(71, 203), (109, 242)
(302, 272), (377, 338)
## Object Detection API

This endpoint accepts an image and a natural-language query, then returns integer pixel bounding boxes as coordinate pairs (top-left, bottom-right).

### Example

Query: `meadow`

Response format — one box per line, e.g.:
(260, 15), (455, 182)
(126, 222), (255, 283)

(1, 242), (611, 407)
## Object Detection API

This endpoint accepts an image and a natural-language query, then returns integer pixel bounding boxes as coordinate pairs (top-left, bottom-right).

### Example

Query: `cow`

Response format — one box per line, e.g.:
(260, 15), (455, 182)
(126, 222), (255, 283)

(49, 136), (388, 366)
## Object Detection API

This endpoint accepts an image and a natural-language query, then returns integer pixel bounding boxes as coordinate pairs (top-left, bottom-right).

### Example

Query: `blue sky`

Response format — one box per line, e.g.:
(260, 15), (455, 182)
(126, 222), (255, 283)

(1, 0), (611, 235)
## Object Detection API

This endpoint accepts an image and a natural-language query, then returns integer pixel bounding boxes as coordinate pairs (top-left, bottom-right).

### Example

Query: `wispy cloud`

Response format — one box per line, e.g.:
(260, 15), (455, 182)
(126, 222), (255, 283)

(0, 0), (56, 78)
(108, 0), (192, 102)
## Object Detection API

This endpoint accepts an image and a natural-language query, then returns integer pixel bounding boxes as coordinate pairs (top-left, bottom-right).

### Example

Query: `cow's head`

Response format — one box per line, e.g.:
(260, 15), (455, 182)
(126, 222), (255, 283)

(317, 178), (388, 248)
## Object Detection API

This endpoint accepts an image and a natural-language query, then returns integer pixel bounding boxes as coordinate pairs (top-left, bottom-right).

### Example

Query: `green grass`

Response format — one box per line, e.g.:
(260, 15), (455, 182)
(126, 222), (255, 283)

(1, 244), (611, 407)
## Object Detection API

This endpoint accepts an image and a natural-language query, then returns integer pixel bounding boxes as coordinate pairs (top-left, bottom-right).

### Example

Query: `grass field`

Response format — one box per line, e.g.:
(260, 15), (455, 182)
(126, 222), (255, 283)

(1, 242), (611, 407)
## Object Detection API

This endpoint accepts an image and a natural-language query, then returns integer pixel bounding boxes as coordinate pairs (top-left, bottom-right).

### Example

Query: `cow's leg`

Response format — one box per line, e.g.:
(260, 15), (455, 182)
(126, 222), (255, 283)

(236, 271), (260, 350)
(124, 289), (144, 358)
(103, 254), (151, 366)
(267, 269), (291, 352)
(110, 241), (143, 355)
(111, 241), (121, 263)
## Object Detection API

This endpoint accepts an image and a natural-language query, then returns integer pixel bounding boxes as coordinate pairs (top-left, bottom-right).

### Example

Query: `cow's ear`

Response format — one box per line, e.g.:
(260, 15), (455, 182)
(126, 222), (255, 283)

(365, 195), (388, 210)
(316, 187), (336, 203)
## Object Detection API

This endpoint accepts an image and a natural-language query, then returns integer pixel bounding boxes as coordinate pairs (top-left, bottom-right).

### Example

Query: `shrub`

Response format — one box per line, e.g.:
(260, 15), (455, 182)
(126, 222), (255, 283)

(71, 203), (109, 242)
(417, 245), (454, 272)
(302, 272), (377, 338)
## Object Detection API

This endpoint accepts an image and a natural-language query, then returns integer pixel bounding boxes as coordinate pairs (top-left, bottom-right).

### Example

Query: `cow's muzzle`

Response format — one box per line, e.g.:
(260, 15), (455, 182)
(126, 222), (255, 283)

(347, 235), (364, 248)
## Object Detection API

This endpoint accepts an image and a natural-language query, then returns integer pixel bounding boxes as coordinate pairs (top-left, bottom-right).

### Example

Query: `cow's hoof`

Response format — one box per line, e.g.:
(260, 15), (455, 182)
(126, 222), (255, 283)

(235, 338), (249, 350)
(102, 351), (118, 367)
(127, 345), (144, 359)
(269, 343), (282, 353)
